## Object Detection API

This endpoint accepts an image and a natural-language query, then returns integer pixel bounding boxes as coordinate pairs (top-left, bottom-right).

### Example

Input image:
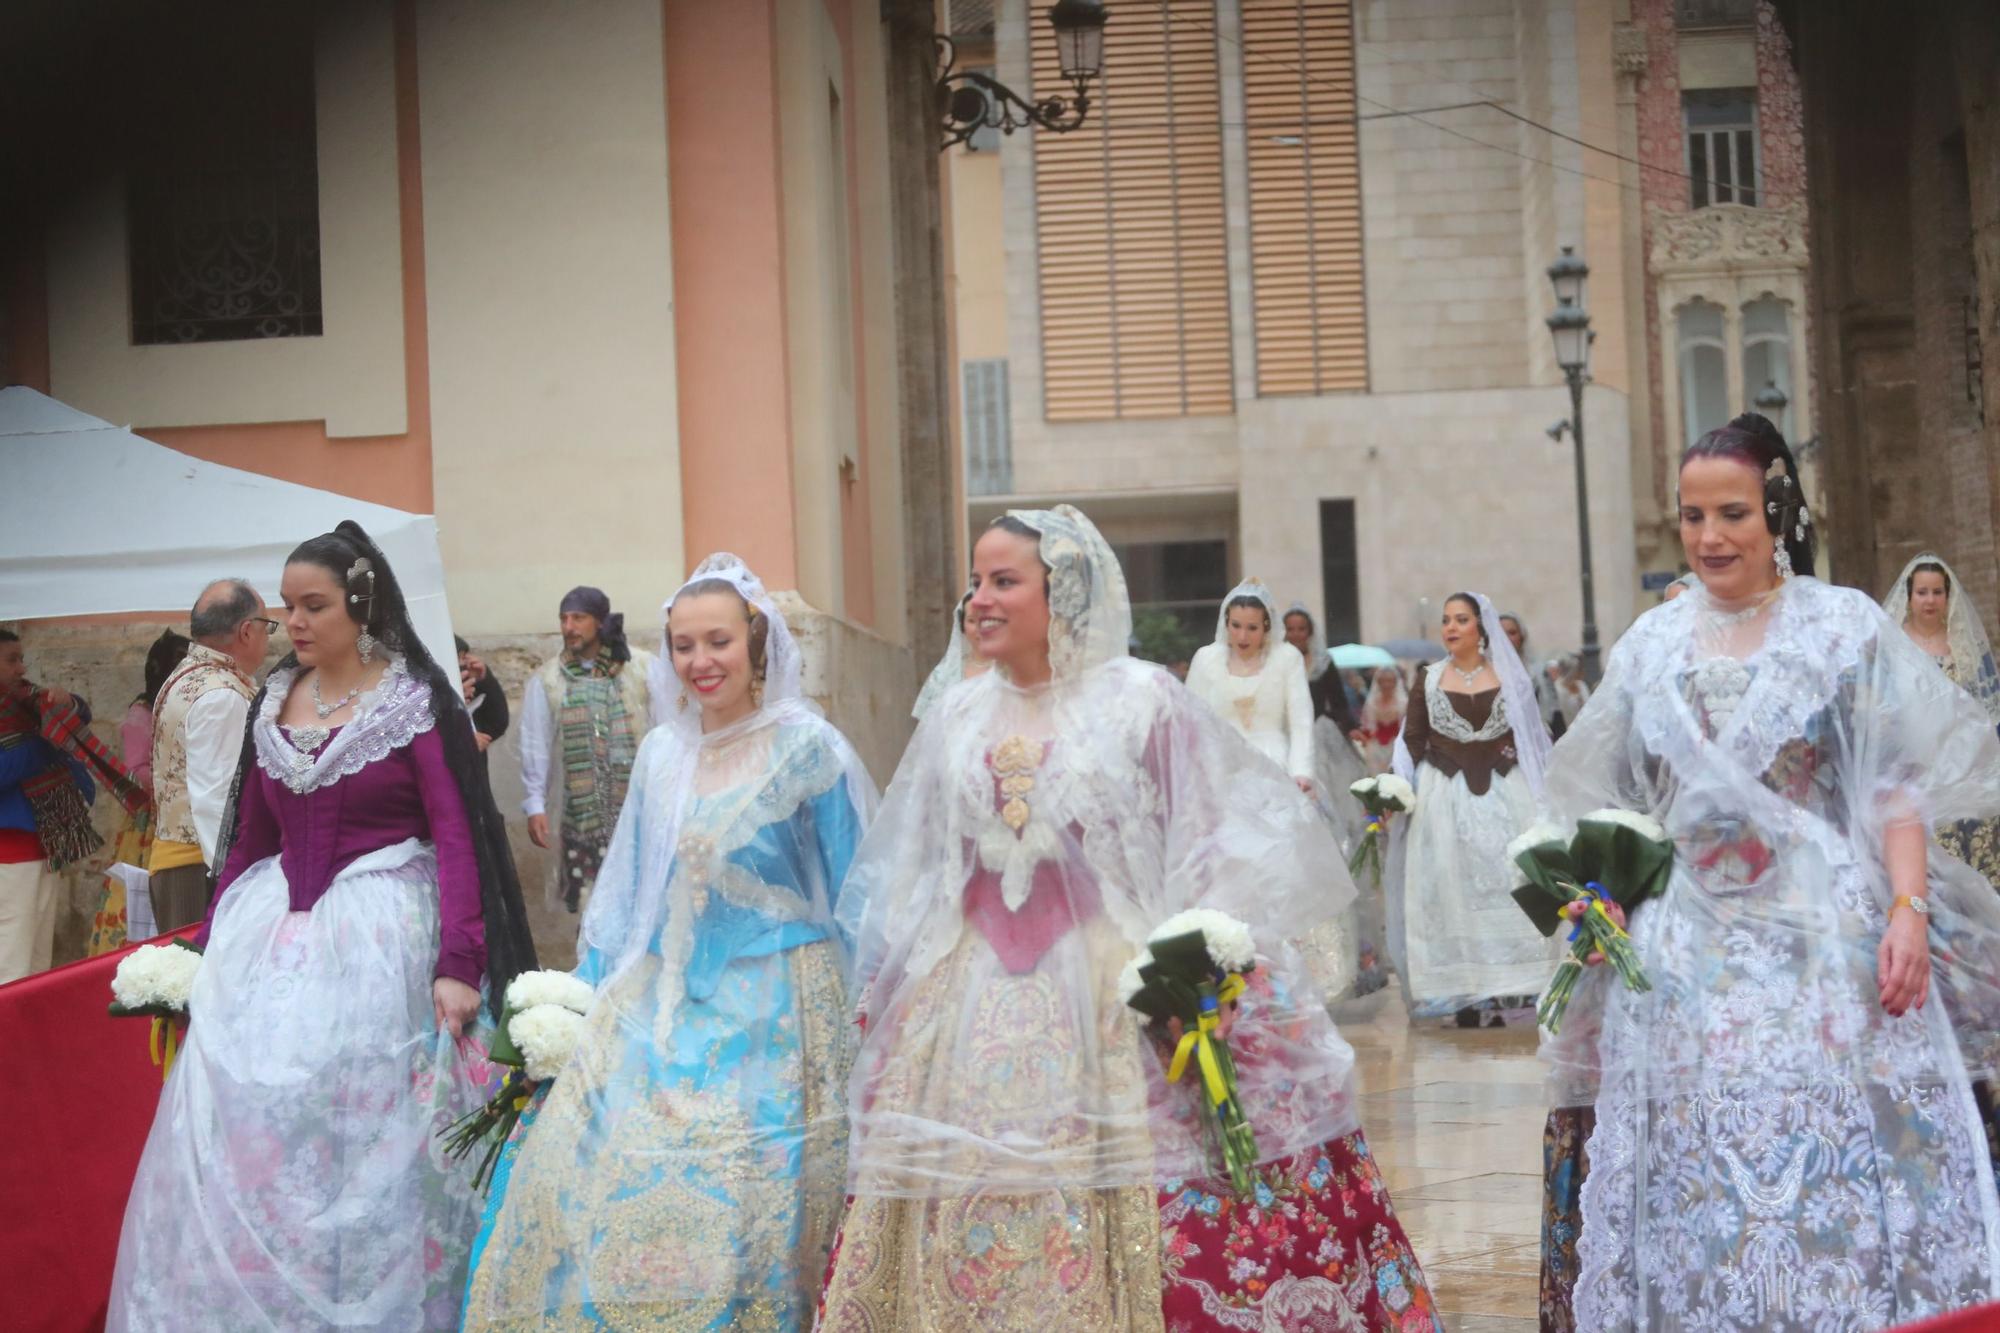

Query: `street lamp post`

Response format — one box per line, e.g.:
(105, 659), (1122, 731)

(1544, 246), (1602, 686)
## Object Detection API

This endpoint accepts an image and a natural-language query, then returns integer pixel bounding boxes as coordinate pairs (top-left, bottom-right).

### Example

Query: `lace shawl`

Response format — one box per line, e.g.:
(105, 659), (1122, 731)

(253, 657), (437, 795)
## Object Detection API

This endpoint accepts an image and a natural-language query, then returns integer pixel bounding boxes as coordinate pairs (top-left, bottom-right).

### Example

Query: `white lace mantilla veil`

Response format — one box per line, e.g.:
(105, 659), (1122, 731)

(1882, 551), (2000, 725)
(1391, 591), (1552, 797)
(1537, 574), (2000, 1325)
(578, 552), (878, 1001)
(836, 504), (1364, 1197)
(1212, 578), (1282, 663)
(910, 591), (971, 721)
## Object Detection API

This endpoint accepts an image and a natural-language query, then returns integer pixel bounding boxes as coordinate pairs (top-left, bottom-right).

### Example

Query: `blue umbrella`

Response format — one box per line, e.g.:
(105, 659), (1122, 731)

(1329, 642), (1397, 671)
(1376, 637), (1443, 662)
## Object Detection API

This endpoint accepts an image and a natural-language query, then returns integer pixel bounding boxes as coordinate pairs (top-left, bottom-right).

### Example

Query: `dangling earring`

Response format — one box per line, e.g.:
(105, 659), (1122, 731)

(357, 630), (376, 663)
(677, 691), (689, 713)
(1774, 544), (1794, 580)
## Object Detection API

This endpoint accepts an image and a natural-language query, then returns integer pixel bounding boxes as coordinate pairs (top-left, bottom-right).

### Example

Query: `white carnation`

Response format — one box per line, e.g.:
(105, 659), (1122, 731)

(1118, 950), (1153, 1005)
(1148, 908), (1257, 974)
(111, 943), (201, 1011)
(1579, 808), (1668, 843)
(506, 968), (596, 1017)
(1348, 776), (1379, 800)
(510, 1003), (589, 1081)
(1505, 822), (1568, 865)
(1374, 775), (1417, 810)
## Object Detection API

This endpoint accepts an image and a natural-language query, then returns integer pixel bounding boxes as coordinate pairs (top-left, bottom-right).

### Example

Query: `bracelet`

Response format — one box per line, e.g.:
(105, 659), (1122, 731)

(1892, 894), (1931, 922)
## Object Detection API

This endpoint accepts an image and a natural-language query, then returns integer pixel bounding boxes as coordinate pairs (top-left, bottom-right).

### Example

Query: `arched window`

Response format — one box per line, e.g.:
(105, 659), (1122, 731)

(1741, 297), (1792, 435)
(1677, 301), (1729, 445)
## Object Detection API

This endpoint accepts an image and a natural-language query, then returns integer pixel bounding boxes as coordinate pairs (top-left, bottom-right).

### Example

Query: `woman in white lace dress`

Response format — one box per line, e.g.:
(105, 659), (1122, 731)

(1187, 581), (1357, 997)
(1538, 414), (2000, 1330)
(1184, 581), (1316, 794)
(1386, 592), (1561, 1027)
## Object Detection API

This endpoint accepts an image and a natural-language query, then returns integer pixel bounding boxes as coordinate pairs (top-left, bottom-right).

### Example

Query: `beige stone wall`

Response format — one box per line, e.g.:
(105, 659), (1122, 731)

(1237, 384), (1638, 648)
(418, 0), (685, 636)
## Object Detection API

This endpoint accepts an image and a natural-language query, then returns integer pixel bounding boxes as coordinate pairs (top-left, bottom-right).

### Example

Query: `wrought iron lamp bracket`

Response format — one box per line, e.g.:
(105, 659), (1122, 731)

(937, 35), (1091, 151)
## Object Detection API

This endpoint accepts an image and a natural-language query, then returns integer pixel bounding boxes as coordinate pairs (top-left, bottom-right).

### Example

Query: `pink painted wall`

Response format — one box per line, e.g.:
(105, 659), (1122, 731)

(663, 0), (801, 586)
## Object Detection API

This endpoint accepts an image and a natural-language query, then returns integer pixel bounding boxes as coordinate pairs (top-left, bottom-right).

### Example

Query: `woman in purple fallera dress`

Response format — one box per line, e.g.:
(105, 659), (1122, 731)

(107, 522), (537, 1331)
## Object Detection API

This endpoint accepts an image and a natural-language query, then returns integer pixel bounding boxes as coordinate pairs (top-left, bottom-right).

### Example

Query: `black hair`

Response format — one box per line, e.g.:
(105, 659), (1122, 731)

(285, 531), (391, 642)
(454, 634), (471, 657)
(1444, 592), (1489, 649)
(954, 589), (973, 634)
(217, 521), (538, 1003)
(983, 514), (1051, 599)
(1682, 411), (1817, 577)
(1224, 594), (1272, 632)
(0, 629), (17, 645)
(1908, 560), (1951, 600)
(1283, 607), (1315, 632)
(140, 630), (191, 706)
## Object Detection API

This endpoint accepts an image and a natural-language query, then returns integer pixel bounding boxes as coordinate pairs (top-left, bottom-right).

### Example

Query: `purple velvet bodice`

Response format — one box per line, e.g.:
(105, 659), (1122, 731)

(197, 669), (485, 987)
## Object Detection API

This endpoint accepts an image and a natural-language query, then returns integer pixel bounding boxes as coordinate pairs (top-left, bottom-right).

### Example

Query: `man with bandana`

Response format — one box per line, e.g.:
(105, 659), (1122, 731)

(518, 587), (668, 914)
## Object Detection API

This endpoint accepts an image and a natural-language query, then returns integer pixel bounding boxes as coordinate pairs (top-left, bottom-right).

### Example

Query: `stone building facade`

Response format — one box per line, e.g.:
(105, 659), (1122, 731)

(1773, 0), (2000, 622)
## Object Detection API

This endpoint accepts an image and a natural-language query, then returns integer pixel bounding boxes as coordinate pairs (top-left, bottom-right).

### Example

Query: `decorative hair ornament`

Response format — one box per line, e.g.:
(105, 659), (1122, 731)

(346, 556), (376, 608)
(1763, 456), (1807, 578)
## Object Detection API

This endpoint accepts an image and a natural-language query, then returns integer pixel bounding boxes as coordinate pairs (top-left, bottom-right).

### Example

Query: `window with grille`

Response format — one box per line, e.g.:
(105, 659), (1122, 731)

(1242, 0), (1366, 396)
(961, 359), (1013, 496)
(1032, 0), (1232, 421)
(1684, 89), (1759, 210)
(127, 10), (322, 345)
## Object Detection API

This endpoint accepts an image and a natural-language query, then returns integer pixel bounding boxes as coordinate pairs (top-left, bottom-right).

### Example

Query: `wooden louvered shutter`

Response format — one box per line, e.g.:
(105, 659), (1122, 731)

(1241, 0), (1367, 395)
(1033, 1), (1232, 421)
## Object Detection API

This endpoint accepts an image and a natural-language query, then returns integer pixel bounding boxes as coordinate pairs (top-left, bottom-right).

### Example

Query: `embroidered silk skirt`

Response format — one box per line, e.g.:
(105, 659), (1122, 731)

(461, 939), (851, 1331)
(817, 921), (1439, 1332)
(107, 839), (489, 1331)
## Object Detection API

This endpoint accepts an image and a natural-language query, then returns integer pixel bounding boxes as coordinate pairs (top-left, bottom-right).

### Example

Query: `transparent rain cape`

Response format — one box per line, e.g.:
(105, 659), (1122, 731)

(1881, 551), (2000, 725)
(463, 553), (879, 1327)
(837, 507), (1361, 1197)
(910, 592), (974, 722)
(1541, 578), (2000, 1326)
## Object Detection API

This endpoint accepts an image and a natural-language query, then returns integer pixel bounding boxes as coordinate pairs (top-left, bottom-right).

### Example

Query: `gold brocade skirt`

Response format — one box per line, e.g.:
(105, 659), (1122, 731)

(818, 916), (1169, 1332)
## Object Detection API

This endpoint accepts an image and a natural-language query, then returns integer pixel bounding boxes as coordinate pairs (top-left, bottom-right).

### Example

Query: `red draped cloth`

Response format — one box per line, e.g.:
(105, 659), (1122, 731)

(0, 930), (194, 1333)
(1893, 1304), (2000, 1331)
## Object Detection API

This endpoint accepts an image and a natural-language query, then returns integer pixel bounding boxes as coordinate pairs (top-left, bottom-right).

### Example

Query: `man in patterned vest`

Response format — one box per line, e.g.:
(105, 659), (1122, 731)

(519, 586), (666, 917)
(148, 579), (270, 931)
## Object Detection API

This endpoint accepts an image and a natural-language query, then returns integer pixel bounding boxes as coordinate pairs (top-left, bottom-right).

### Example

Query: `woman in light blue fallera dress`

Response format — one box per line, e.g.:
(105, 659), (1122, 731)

(460, 555), (876, 1330)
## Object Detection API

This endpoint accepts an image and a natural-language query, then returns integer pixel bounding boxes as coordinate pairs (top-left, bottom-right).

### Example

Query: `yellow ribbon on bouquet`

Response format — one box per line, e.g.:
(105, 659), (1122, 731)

(149, 1015), (181, 1082)
(1166, 973), (1247, 1107)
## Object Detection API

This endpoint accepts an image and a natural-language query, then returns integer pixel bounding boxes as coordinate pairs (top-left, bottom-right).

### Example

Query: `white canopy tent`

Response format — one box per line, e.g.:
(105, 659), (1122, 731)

(0, 386), (458, 672)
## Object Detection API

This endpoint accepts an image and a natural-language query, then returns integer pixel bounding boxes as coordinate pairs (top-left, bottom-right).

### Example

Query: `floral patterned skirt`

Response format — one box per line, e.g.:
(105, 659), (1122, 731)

(86, 806), (151, 956)
(817, 1130), (1439, 1332)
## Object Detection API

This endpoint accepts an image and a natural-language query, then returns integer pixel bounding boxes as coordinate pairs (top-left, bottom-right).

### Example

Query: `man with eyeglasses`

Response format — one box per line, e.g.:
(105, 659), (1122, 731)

(147, 579), (273, 932)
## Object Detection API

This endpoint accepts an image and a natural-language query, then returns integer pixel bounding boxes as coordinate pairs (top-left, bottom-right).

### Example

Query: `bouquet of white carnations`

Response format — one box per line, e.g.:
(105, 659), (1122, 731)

(108, 938), (203, 1080)
(1346, 774), (1416, 889)
(1508, 809), (1672, 1034)
(1120, 908), (1261, 1196)
(442, 968), (595, 1189)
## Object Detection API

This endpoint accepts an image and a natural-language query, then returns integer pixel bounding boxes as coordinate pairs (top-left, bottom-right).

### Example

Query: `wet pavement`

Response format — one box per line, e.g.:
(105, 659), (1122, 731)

(1337, 989), (1545, 1333)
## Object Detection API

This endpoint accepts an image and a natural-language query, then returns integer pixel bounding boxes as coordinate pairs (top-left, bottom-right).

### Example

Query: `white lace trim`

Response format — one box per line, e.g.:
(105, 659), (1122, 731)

(254, 657), (438, 794)
(1421, 662), (1512, 743)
